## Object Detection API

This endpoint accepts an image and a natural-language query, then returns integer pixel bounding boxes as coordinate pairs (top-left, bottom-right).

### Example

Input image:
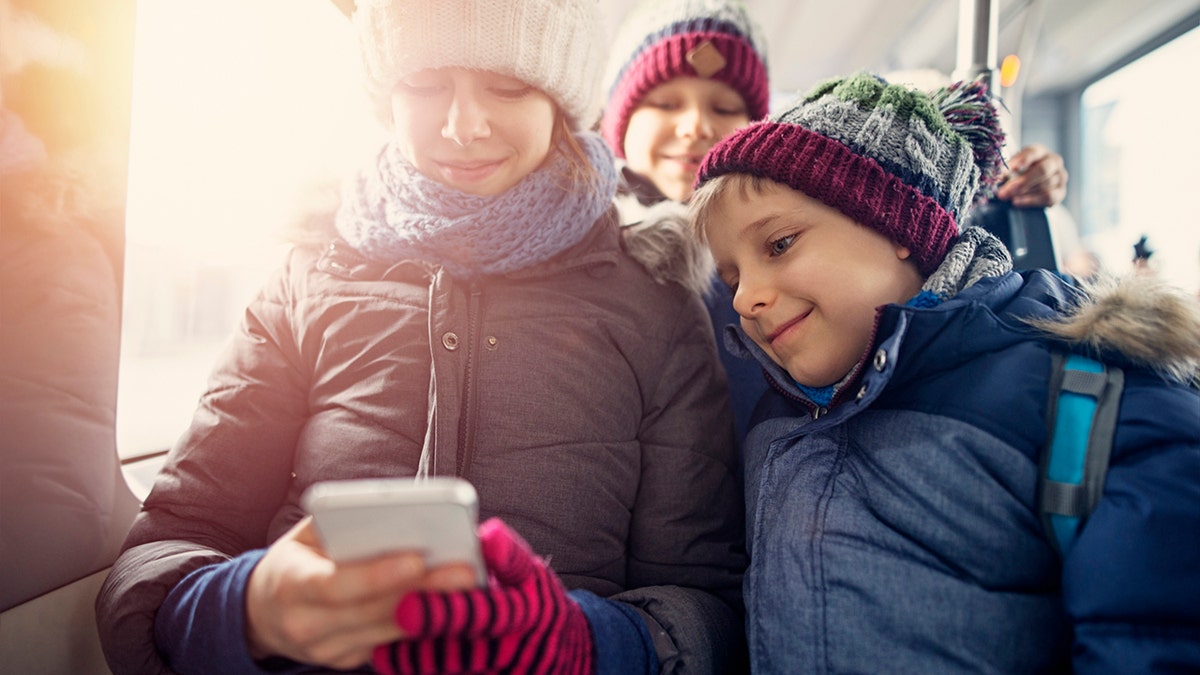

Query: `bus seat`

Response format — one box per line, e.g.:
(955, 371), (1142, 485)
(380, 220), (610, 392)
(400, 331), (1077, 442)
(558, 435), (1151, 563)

(1, 183), (139, 674)
(0, 460), (140, 675)
(968, 199), (1061, 273)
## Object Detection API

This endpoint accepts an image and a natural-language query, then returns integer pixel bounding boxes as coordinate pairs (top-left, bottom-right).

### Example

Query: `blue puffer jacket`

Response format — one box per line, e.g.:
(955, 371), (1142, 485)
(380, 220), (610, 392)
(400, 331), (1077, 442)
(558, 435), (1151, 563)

(731, 269), (1200, 673)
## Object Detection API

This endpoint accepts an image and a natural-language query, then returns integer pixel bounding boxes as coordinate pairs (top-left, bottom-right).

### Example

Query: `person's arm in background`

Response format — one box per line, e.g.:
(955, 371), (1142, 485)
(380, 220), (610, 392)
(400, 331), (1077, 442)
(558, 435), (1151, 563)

(994, 144), (1102, 278)
(995, 143), (1068, 207)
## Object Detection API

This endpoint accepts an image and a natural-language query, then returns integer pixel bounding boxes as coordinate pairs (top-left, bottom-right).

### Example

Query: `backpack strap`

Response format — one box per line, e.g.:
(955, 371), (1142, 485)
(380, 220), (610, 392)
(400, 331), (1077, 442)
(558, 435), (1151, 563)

(1037, 352), (1125, 559)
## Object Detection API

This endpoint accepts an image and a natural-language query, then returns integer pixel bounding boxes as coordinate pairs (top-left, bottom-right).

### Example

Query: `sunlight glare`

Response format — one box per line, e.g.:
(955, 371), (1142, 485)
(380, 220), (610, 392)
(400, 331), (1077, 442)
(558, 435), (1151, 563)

(126, 0), (381, 258)
(118, 0), (384, 457)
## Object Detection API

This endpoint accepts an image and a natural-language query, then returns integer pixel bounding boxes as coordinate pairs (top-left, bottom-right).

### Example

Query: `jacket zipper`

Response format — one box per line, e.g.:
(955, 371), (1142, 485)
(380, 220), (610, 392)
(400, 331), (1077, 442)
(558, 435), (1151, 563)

(775, 306), (889, 419)
(455, 283), (483, 476)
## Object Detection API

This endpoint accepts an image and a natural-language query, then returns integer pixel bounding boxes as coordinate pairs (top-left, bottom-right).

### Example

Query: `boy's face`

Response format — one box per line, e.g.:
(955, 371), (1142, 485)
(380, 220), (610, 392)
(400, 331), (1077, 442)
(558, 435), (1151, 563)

(705, 180), (926, 388)
(622, 77), (750, 202)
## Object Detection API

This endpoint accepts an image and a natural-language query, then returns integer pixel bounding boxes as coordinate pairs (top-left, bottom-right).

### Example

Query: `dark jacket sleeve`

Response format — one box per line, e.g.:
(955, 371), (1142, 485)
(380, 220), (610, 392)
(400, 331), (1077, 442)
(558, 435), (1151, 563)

(1064, 375), (1200, 673)
(96, 256), (310, 675)
(615, 290), (748, 674)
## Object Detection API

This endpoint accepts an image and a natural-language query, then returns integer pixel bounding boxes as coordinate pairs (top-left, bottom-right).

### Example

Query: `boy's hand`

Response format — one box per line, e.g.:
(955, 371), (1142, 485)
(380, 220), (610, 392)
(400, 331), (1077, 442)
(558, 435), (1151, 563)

(244, 517), (476, 670)
(995, 144), (1068, 208)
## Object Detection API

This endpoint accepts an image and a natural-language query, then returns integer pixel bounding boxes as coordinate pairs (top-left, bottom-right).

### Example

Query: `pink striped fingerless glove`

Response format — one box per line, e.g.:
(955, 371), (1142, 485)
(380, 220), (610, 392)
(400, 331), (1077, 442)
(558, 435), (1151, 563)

(372, 518), (595, 675)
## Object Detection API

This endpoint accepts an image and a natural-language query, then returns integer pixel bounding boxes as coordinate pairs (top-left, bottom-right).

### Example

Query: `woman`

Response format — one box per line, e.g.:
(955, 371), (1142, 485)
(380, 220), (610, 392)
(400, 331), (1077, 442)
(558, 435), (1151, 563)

(95, 1), (744, 673)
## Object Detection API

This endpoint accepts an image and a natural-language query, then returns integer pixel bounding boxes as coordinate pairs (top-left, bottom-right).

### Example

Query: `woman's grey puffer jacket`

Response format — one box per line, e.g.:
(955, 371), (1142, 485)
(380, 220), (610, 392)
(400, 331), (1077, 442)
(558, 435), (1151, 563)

(95, 209), (746, 674)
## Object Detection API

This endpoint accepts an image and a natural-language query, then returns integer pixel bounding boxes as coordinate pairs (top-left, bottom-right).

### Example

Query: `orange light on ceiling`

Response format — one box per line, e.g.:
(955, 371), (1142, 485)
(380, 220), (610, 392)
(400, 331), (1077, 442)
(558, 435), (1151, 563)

(1000, 54), (1021, 88)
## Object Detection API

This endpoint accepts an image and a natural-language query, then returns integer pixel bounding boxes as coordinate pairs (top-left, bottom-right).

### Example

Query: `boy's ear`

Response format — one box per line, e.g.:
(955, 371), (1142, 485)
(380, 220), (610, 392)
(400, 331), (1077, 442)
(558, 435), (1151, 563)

(895, 245), (913, 260)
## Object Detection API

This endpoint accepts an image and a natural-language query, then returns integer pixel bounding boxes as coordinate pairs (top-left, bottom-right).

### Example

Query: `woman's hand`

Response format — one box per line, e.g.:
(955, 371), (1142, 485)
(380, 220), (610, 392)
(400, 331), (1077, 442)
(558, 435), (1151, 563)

(244, 517), (476, 670)
(995, 144), (1069, 208)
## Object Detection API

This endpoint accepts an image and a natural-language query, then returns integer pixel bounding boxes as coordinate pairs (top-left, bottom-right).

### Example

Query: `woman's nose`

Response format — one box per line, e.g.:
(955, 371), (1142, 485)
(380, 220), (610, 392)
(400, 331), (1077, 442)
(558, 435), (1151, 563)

(442, 92), (490, 146)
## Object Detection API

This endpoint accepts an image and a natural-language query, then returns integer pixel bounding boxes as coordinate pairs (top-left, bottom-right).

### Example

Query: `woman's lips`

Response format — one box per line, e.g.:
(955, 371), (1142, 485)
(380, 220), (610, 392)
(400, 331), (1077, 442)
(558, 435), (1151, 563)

(437, 158), (504, 183)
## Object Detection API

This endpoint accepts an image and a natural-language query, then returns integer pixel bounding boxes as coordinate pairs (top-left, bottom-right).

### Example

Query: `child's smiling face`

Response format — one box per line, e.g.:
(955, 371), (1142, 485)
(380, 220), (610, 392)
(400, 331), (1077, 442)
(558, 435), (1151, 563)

(622, 77), (750, 202)
(390, 68), (556, 196)
(704, 178), (926, 388)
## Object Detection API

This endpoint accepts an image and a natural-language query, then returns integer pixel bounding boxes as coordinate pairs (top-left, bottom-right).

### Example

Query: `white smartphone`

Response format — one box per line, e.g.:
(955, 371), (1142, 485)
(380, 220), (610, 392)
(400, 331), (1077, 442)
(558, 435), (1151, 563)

(301, 477), (486, 586)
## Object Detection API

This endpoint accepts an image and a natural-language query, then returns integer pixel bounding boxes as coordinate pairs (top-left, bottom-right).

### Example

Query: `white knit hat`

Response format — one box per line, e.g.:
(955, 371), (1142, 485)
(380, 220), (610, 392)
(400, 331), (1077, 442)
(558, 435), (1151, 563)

(353, 0), (607, 130)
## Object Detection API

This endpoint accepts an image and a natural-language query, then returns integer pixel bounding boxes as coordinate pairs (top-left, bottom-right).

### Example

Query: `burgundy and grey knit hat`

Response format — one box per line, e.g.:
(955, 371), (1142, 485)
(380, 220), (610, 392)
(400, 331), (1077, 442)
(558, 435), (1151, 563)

(353, 0), (607, 130)
(695, 71), (1006, 276)
(601, 0), (769, 158)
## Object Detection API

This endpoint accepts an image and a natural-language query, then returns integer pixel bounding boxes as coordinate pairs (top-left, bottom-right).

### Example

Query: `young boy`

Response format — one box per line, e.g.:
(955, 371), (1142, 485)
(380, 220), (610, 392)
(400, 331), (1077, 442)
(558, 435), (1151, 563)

(601, 0), (771, 448)
(690, 72), (1200, 672)
(602, 0), (770, 215)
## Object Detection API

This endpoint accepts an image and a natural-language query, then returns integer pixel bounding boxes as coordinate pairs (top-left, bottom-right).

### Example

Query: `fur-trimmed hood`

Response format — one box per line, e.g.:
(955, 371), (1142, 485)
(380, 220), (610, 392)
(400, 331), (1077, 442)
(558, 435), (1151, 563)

(1033, 272), (1200, 384)
(619, 199), (715, 296)
(613, 162), (716, 296)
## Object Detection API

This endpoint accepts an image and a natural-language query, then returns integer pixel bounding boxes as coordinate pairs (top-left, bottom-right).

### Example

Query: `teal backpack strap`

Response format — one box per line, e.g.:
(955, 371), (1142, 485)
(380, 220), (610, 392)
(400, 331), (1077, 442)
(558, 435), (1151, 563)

(1037, 352), (1125, 559)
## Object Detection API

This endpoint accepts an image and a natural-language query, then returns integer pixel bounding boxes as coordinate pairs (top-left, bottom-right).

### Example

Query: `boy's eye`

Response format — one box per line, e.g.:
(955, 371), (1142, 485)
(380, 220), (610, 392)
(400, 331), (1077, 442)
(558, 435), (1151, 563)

(768, 234), (797, 256)
(714, 105), (747, 116)
(645, 99), (678, 111)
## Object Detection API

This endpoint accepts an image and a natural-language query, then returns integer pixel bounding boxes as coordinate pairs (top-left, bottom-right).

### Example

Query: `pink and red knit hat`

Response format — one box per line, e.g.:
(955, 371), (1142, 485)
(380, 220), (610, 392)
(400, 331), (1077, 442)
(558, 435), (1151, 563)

(601, 0), (769, 158)
(695, 72), (1006, 276)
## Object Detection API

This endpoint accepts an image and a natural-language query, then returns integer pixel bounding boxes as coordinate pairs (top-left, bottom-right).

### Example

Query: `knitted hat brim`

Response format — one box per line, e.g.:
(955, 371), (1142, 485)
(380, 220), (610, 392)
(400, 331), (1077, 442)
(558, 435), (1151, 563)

(697, 122), (958, 276)
(602, 33), (769, 157)
(355, 0), (605, 130)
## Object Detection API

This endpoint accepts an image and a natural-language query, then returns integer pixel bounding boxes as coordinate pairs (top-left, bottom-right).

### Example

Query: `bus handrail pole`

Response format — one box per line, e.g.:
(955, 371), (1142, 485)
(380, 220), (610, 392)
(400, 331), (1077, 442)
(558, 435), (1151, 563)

(954, 0), (999, 95)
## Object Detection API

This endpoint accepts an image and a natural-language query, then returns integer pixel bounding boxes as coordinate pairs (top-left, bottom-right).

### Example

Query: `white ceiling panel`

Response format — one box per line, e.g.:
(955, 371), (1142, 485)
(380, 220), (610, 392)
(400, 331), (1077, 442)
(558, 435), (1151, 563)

(599, 0), (1200, 97)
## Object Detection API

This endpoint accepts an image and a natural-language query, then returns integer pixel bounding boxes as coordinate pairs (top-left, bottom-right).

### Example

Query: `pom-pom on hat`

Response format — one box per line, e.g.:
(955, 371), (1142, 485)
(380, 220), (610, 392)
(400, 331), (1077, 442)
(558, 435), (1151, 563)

(601, 0), (769, 158)
(695, 72), (1006, 276)
(353, 0), (607, 130)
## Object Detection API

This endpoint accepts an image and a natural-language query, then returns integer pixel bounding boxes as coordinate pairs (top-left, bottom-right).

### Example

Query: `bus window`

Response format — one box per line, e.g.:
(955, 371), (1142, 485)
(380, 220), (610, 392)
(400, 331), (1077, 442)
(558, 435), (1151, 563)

(1079, 24), (1200, 294)
(117, 0), (382, 459)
